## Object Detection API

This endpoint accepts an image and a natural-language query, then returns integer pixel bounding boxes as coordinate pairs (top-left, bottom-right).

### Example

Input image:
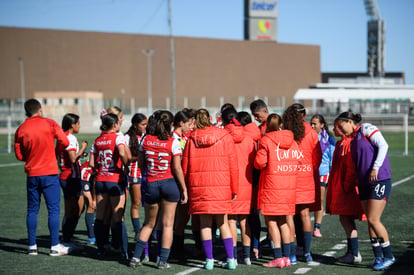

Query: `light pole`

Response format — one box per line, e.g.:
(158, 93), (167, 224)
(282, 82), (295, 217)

(18, 57), (26, 104)
(142, 49), (155, 115)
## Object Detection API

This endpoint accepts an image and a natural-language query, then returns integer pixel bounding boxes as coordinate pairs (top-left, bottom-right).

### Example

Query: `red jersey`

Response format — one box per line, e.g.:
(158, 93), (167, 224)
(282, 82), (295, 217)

(15, 116), (69, 177)
(139, 135), (182, 183)
(124, 133), (143, 179)
(92, 132), (126, 183)
(56, 132), (81, 180)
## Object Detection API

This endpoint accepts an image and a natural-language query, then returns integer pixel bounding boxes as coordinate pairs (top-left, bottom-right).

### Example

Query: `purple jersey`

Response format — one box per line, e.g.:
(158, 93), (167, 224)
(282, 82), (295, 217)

(350, 123), (391, 185)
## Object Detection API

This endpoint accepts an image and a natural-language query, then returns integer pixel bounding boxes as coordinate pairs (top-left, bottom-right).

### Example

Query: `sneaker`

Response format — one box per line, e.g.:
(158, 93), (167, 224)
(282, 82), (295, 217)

(224, 258), (236, 270)
(263, 257), (285, 268)
(243, 257), (251, 265)
(313, 228), (322, 238)
(129, 257), (142, 268)
(157, 261), (171, 270)
(305, 253), (320, 266)
(141, 255), (150, 263)
(27, 249), (38, 255)
(373, 257), (395, 271)
(50, 244), (69, 256)
(284, 257), (291, 267)
(87, 237), (96, 245)
(290, 255), (297, 265)
(338, 252), (362, 264)
(205, 258), (214, 270)
(354, 252), (362, 264)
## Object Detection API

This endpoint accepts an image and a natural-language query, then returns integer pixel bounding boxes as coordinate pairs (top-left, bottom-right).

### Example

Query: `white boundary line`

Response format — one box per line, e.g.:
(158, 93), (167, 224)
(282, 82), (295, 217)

(0, 163), (23, 168)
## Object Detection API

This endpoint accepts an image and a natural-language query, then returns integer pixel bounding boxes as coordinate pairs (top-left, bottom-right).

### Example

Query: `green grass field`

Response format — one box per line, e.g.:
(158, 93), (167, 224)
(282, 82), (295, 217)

(1, 133), (414, 274)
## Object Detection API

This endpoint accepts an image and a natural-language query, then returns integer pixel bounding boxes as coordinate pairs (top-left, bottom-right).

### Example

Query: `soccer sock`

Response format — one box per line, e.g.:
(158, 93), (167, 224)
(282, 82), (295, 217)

(156, 229), (162, 255)
(223, 238), (234, 259)
(94, 219), (104, 251)
(350, 237), (359, 257)
(233, 245), (237, 259)
(202, 239), (213, 259)
(314, 223), (321, 230)
(103, 223), (110, 245)
(159, 247), (170, 263)
(272, 247), (282, 259)
(62, 216), (76, 243)
(380, 241), (394, 259)
(85, 212), (95, 238)
(243, 245), (250, 259)
(193, 230), (202, 250)
(346, 238), (351, 254)
(144, 241), (149, 257)
(370, 238), (384, 258)
(132, 217), (140, 236)
(294, 214), (304, 247)
(303, 231), (312, 255)
(282, 243), (290, 258)
(110, 221), (123, 250)
(121, 221), (129, 257)
(173, 233), (184, 252)
(290, 242), (296, 257)
(133, 239), (146, 259)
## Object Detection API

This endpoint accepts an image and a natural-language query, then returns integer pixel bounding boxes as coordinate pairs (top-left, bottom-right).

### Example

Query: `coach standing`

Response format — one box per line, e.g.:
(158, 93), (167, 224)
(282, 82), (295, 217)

(14, 99), (70, 256)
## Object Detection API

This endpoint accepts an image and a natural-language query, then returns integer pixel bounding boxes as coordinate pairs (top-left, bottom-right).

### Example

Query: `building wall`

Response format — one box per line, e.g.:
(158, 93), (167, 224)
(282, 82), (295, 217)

(0, 27), (320, 110)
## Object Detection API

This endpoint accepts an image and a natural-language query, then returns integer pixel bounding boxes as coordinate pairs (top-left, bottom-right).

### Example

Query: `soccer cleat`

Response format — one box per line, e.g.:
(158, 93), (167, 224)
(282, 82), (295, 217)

(157, 261), (171, 270)
(290, 254), (297, 265)
(373, 257), (383, 266)
(305, 253), (320, 266)
(87, 237), (96, 245)
(27, 249), (38, 255)
(338, 252), (362, 264)
(263, 257), (285, 268)
(141, 255), (150, 263)
(313, 228), (322, 238)
(373, 257), (395, 271)
(243, 257), (251, 265)
(224, 258), (236, 270)
(284, 257), (291, 267)
(49, 243), (69, 256)
(129, 257), (142, 267)
(205, 258), (214, 270)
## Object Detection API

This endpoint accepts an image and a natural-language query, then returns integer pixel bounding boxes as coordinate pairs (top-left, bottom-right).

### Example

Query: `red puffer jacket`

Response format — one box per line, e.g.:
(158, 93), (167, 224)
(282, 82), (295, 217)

(224, 124), (255, 214)
(254, 130), (299, 215)
(182, 126), (239, 214)
(297, 122), (322, 206)
(326, 137), (366, 220)
(243, 122), (261, 143)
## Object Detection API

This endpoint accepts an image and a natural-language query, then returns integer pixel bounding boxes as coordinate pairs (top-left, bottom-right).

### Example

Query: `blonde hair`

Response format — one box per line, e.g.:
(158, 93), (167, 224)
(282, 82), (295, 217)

(107, 106), (122, 117)
(195, 108), (212, 129)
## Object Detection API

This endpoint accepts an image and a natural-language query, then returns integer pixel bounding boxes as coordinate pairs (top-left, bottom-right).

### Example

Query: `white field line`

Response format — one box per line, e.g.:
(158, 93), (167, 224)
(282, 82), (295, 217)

(0, 162), (23, 168)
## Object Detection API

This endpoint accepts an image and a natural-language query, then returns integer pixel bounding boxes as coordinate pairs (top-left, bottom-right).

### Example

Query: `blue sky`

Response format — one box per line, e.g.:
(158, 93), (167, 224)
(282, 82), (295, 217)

(1, 0), (413, 84)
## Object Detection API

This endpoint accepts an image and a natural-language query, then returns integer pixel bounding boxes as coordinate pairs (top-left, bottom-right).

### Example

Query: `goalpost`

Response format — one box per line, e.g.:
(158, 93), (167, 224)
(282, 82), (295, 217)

(363, 114), (409, 156)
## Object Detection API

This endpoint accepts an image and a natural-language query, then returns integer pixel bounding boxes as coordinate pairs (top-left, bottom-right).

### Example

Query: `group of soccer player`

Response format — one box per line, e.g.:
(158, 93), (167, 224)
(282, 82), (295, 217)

(15, 98), (395, 271)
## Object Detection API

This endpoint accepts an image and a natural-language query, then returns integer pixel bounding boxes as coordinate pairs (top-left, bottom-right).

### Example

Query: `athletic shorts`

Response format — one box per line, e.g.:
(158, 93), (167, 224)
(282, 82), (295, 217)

(359, 179), (392, 201)
(144, 178), (180, 204)
(81, 180), (92, 195)
(60, 178), (81, 200)
(95, 181), (125, 196)
(128, 175), (142, 186)
(320, 174), (329, 187)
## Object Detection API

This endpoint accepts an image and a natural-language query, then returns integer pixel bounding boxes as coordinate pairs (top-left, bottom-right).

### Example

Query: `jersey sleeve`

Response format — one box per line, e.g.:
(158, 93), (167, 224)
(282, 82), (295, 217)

(361, 123), (389, 170)
(66, 134), (78, 152)
(115, 133), (127, 146)
(171, 138), (182, 156)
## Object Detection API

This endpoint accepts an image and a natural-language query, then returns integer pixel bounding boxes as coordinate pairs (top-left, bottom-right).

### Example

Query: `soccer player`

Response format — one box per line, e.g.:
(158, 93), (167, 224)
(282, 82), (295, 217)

(336, 112), (395, 271)
(14, 98), (70, 256)
(89, 113), (130, 258)
(310, 114), (336, 237)
(130, 110), (187, 270)
(182, 108), (238, 270)
(56, 113), (88, 249)
(282, 103), (322, 265)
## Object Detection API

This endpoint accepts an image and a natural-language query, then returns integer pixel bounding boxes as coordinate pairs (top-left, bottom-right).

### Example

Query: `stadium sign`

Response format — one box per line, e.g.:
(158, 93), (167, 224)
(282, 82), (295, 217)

(247, 0), (278, 18)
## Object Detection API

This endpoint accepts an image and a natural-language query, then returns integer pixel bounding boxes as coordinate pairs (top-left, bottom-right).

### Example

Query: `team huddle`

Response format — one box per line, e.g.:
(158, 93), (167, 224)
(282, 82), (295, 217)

(14, 98), (395, 271)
